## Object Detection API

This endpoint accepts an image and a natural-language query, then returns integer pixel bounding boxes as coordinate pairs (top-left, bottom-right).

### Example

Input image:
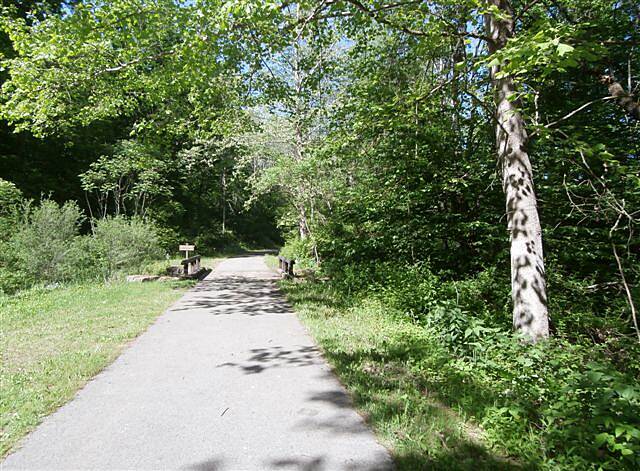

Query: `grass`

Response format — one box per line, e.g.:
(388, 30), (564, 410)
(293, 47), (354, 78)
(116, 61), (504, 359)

(264, 253), (279, 271)
(0, 279), (193, 457)
(278, 277), (521, 471)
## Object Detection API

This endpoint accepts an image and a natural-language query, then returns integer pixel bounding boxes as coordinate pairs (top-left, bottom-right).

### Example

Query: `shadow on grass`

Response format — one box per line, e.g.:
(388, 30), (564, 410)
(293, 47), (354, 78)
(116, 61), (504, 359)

(282, 281), (355, 311)
(321, 345), (527, 471)
(280, 280), (535, 471)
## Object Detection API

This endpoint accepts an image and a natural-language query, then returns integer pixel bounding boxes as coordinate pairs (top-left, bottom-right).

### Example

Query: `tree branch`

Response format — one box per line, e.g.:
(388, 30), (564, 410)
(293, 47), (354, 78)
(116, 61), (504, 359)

(601, 73), (640, 120)
(94, 49), (175, 77)
(612, 241), (640, 342)
(341, 0), (488, 41)
(540, 96), (616, 130)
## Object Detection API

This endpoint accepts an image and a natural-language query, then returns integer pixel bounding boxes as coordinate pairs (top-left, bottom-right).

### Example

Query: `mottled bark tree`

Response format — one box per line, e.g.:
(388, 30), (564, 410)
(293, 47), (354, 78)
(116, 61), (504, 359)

(484, 0), (550, 341)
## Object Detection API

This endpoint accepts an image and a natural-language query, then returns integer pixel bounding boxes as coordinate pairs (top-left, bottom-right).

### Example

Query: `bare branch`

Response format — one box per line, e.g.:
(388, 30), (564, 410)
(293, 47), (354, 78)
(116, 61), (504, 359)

(94, 49), (175, 77)
(538, 96), (616, 131)
(342, 0), (488, 41)
(612, 242), (640, 342)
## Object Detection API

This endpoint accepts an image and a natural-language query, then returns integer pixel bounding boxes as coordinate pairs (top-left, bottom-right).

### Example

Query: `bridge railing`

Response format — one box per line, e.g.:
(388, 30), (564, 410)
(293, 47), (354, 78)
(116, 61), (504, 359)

(277, 256), (295, 278)
(181, 255), (201, 276)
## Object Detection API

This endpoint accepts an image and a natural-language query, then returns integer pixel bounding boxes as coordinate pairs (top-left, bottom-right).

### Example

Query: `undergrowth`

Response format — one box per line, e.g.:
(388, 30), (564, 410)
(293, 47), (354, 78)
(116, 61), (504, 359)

(279, 261), (640, 470)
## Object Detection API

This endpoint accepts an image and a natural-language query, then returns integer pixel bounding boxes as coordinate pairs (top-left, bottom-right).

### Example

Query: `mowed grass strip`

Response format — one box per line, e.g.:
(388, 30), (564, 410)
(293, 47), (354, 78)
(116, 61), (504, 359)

(279, 278), (519, 471)
(0, 280), (192, 457)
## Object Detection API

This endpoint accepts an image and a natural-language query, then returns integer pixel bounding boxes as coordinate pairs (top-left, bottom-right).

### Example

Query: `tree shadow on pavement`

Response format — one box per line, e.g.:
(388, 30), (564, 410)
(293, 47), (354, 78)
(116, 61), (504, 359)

(171, 279), (291, 316)
(185, 457), (226, 471)
(216, 345), (321, 374)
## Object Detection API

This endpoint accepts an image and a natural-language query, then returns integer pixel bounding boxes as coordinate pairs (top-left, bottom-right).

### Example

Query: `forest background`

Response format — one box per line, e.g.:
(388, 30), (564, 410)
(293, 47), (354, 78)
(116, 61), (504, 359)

(1, 1), (639, 469)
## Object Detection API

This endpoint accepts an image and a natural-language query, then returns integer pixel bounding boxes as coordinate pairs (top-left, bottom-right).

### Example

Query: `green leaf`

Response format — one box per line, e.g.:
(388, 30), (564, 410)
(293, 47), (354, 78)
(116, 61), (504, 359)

(557, 43), (574, 56)
(595, 433), (611, 447)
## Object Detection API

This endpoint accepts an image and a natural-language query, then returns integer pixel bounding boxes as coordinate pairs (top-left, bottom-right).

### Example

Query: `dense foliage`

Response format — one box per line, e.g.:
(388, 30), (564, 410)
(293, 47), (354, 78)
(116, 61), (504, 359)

(0, 194), (162, 293)
(0, 0), (638, 468)
(0, 0), (282, 260)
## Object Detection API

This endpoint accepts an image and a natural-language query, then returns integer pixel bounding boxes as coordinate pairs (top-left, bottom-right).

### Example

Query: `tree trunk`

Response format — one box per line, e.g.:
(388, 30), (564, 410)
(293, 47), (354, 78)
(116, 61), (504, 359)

(485, 0), (549, 341)
(221, 166), (227, 233)
(298, 206), (308, 240)
(292, 4), (309, 243)
(601, 74), (640, 120)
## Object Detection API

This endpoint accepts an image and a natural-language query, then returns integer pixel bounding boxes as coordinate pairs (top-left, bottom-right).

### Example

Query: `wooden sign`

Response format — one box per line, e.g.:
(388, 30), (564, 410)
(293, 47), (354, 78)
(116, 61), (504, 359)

(179, 244), (195, 259)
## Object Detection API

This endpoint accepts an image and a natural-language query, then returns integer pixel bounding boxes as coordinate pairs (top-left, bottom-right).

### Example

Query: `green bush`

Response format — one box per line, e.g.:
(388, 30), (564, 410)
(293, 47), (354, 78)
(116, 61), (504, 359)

(0, 267), (33, 296)
(155, 225), (181, 254)
(464, 337), (640, 469)
(92, 216), (162, 277)
(0, 179), (22, 223)
(67, 235), (109, 282)
(7, 200), (84, 285)
(279, 236), (317, 270)
(0, 180), (26, 294)
(0, 203), (165, 293)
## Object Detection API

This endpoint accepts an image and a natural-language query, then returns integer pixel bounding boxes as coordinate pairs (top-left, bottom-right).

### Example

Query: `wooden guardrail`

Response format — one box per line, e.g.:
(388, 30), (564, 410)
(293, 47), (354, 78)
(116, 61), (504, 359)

(181, 255), (201, 276)
(278, 256), (295, 278)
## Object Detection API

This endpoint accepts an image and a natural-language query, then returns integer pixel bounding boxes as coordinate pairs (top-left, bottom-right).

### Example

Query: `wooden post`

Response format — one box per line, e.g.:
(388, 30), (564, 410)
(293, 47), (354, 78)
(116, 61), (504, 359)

(278, 257), (295, 278)
(180, 254), (201, 277)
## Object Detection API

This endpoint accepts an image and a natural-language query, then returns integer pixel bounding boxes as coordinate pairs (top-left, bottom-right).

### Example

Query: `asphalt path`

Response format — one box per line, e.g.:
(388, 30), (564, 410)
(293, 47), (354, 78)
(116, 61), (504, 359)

(2, 255), (393, 471)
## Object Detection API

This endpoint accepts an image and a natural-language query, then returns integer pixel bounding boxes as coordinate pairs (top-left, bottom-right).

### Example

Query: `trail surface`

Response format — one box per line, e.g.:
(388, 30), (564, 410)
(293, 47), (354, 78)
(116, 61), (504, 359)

(3, 255), (393, 471)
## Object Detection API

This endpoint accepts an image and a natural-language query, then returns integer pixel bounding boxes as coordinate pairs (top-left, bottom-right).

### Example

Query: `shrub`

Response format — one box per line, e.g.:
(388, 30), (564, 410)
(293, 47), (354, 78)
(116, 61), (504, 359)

(466, 336), (640, 470)
(0, 267), (33, 296)
(66, 235), (109, 282)
(7, 200), (84, 285)
(93, 216), (161, 277)
(0, 180), (26, 294)
(279, 236), (317, 270)
(155, 225), (181, 254)
(0, 179), (22, 220)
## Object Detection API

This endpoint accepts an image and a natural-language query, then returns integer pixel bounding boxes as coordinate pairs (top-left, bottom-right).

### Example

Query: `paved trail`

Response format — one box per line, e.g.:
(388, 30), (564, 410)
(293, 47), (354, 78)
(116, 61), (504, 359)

(2, 255), (393, 471)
